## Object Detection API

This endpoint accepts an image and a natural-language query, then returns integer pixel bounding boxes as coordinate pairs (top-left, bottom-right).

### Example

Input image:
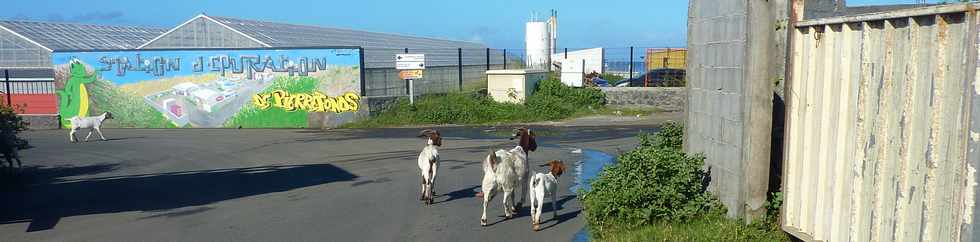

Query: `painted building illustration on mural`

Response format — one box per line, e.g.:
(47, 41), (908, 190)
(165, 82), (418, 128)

(52, 48), (362, 128)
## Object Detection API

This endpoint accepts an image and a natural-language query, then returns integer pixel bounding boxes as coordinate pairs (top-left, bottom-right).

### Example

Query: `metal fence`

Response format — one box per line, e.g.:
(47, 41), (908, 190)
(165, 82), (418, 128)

(362, 47), (686, 97)
(1, 69), (58, 113)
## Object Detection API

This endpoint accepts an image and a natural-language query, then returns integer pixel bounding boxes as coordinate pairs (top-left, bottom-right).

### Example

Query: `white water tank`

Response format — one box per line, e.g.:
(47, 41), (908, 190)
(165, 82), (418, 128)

(525, 21), (551, 71)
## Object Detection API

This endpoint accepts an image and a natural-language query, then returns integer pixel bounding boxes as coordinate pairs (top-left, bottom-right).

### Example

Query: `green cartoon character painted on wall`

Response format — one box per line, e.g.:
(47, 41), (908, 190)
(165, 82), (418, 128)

(56, 60), (96, 128)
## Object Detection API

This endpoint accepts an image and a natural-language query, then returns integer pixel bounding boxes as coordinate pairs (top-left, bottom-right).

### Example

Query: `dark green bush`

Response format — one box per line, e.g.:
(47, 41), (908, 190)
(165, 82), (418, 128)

(532, 78), (605, 108)
(0, 105), (29, 151)
(581, 122), (724, 236)
(640, 121), (684, 150)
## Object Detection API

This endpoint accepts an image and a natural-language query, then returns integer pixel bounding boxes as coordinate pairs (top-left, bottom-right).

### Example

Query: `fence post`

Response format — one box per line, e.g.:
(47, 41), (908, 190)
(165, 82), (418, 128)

(486, 48), (490, 70)
(664, 47), (671, 68)
(4, 69), (10, 107)
(404, 48), (409, 95)
(458, 48), (463, 92)
(503, 49), (507, 70)
(629, 46), (634, 80)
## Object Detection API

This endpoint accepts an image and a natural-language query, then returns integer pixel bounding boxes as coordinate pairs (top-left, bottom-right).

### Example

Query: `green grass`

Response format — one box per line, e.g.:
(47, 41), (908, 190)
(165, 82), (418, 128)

(224, 76), (319, 128)
(341, 92), (529, 128)
(594, 216), (790, 242)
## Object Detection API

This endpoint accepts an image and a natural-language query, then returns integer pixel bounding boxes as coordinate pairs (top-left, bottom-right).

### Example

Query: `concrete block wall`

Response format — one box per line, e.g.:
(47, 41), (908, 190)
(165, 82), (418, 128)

(598, 87), (686, 112)
(308, 99), (370, 129)
(687, 0), (779, 221)
(19, 114), (59, 130)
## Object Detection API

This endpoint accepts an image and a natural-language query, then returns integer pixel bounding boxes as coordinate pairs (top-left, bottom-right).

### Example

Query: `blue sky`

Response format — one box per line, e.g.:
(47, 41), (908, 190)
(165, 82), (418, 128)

(2, 0), (945, 49)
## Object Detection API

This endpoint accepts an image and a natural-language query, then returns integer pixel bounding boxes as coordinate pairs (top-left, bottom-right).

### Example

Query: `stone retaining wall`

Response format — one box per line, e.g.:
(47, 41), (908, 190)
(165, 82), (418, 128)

(598, 87), (686, 111)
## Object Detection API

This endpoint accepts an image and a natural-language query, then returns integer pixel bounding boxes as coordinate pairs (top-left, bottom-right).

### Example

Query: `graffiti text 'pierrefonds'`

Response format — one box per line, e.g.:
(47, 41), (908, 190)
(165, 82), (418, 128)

(252, 91), (360, 113)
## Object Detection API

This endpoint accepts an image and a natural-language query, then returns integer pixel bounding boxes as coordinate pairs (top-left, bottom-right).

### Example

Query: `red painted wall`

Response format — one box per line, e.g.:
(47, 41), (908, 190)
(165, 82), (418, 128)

(2, 94), (58, 114)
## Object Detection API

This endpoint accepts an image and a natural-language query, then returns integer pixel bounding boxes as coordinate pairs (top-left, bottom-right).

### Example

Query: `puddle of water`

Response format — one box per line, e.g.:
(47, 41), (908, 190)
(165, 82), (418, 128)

(569, 149), (616, 194)
(572, 228), (591, 242)
(569, 149), (617, 242)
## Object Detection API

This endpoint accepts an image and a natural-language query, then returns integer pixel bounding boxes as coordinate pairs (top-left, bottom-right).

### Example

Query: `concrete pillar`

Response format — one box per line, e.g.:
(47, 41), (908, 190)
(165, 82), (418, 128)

(686, 0), (788, 223)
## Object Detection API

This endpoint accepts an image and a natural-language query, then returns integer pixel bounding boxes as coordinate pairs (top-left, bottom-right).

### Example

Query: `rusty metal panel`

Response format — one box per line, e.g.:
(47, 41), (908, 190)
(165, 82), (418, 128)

(784, 5), (979, 242)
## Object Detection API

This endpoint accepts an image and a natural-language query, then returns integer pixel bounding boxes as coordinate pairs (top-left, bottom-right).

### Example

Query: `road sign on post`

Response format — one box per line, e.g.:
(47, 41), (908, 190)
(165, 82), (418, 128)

(396, 62), (425, 70)
(399, 70), (423, 79)
(395, 54), (425, 62)
(396, 54), (426, 105)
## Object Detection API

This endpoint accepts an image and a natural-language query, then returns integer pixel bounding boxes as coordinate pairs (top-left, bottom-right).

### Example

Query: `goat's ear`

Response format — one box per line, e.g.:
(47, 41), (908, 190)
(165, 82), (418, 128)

(557, 161), (566, 177)
(527, 132), (538, 151)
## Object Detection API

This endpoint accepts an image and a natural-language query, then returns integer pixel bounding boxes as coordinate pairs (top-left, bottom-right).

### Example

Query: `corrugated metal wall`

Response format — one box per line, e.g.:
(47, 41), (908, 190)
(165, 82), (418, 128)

(783, 5), (978, 242)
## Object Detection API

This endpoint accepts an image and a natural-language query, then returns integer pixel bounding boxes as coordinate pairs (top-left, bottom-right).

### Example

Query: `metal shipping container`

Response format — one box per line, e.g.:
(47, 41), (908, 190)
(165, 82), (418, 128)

(782, 4), (980, 242)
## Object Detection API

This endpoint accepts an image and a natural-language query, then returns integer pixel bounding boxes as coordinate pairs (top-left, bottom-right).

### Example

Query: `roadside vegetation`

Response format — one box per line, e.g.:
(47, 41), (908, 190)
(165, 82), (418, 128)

(343, 75), (608, 128)
(0, 104), (30, 173)
(580, 122), (789, 241)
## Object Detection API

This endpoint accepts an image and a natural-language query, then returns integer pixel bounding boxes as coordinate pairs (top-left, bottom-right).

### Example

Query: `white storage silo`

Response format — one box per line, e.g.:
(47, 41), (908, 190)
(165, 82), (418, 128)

(525, 21), (551, 71)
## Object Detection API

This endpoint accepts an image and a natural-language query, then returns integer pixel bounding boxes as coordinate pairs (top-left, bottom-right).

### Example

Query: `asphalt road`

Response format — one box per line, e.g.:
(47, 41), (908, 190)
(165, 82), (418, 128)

(0, 125), (661, 242)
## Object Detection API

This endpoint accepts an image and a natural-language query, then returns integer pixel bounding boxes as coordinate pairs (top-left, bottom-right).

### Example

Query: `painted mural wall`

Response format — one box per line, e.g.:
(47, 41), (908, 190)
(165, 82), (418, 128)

(52, 48), (362, 128)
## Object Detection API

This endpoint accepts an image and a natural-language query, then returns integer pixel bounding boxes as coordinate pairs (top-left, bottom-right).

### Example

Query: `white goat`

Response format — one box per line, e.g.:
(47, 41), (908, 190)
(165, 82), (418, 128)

(417, 129), (442, 205)
(68, 112), (113, 143)
(509, 127), (537, 209)
(529, 160), (566, 231)
(480, 145), (526, 226)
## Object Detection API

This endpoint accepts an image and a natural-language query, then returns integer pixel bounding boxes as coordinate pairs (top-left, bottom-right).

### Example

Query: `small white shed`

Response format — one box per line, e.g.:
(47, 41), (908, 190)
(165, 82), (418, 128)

(486, 69), (548, 104)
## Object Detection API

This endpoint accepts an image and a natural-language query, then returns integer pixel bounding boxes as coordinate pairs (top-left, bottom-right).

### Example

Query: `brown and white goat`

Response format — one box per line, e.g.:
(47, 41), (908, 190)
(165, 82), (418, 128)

(509, 127), (537, 210)
(417, 129), (442, 205)
(481, 146), (522, 226)
(529, 160), (566, 231)
(479, 127), (537, 225)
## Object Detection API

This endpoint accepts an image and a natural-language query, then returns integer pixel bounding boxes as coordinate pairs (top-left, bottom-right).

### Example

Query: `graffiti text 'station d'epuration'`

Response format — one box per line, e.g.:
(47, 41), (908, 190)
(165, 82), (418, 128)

(95, 54), (338, 78)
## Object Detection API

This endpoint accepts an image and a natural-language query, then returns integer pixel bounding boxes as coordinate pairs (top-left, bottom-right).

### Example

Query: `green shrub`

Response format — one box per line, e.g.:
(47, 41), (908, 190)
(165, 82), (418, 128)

(0, 105), (29, 150)
(582, 123), (724, 236)
(755, 191), (785, 231)
(640, 121), (684, 150)
(533, 78), (605, 108)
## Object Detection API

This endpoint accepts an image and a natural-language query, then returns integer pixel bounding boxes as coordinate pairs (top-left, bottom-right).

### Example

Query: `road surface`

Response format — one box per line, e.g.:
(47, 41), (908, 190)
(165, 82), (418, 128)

(0, 125), (661, 242)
